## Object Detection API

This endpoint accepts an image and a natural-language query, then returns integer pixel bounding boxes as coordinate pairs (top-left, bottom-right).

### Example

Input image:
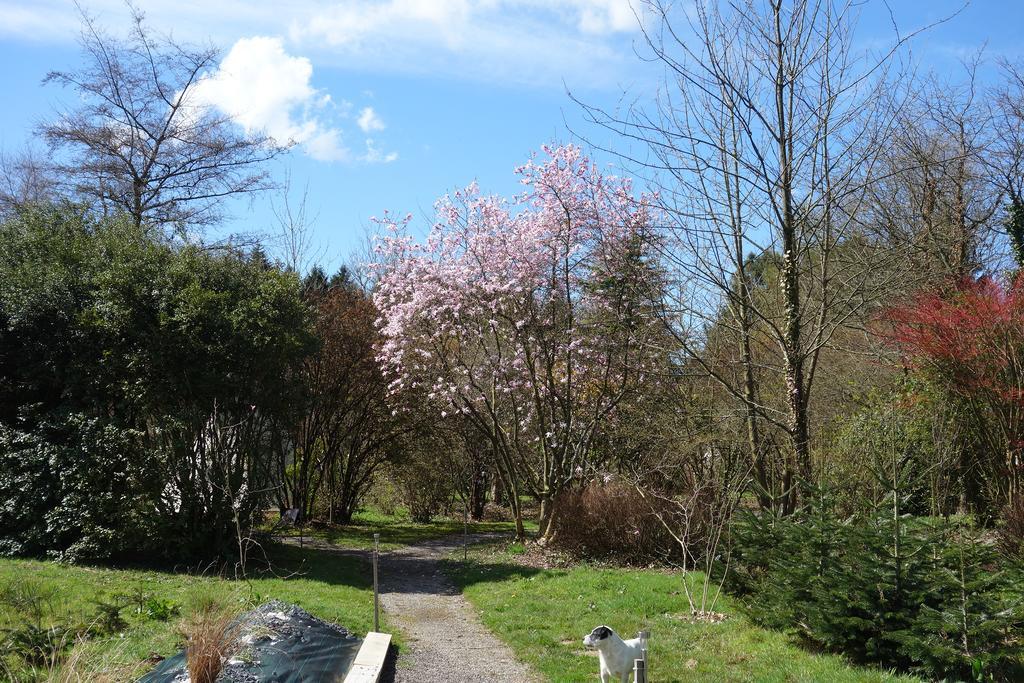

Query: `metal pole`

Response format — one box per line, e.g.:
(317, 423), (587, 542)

(372, 533), (380, 632)
(633, 657), (646, 683)
(638, 630), (649, 681)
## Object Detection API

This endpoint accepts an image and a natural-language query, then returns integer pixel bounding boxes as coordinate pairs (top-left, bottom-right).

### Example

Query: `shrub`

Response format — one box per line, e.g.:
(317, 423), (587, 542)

(142, 597), (179, 622)
(393, 459), (453, 524)
(827, 387), (945, 518)
(899, 522), (1023, 681)
(0, 418), (160, 563)
(728, 498), (1024, 681)
(0, 579), (58, 628)
(998, 496), (1024, 560)
(2, 624), (72, 668)
(547, 481), (685, 564)
(883, 275), (1024, 517)
(363, 476), (402, 518)
(0, 209), (311, 562)
(88, 598), (126, 636)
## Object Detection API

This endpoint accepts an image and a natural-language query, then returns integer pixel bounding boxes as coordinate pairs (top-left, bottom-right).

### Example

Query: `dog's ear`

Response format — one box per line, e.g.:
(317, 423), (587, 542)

(591, 626), (612, 640)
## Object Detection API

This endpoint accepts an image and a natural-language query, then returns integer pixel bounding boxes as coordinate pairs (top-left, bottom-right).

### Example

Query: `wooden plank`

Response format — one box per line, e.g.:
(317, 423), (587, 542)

(343, 632), (392, 683)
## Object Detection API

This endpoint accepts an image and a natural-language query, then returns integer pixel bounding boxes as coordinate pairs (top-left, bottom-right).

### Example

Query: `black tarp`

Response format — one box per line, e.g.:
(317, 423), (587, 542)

(139, 601), (362, 682)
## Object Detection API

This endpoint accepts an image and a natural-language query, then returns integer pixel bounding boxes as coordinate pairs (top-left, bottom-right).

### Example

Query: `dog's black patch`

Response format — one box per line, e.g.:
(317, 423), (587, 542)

(591, 626), (612, 640)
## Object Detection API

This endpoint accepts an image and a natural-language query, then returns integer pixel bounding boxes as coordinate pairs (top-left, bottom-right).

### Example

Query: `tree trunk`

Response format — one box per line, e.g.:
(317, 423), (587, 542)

(469, 460), (488, 520)
(775, 2), (811, 511)
(538, 492), (555, 542)
(734, 244), (770, 509)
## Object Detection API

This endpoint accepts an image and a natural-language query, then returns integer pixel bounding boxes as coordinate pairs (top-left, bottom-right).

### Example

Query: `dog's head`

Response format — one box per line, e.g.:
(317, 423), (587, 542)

(582, 625), (614, 649)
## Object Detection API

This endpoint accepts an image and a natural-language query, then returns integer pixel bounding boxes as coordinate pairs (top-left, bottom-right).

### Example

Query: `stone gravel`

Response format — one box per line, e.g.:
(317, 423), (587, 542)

(378, 534), (540, 683)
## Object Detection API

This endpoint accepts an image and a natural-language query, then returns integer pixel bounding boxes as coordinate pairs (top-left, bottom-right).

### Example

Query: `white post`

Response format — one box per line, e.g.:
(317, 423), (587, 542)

(372, 532), (380, 632)
(638, 630), (649, 681)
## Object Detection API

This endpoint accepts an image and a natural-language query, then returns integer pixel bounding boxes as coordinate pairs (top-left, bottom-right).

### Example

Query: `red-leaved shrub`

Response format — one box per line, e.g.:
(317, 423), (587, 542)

(883, 275), (1024, 512)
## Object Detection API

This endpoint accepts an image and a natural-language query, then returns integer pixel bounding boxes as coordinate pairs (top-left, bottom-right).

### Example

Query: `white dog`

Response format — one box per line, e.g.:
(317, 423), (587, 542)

(582, 625), (644, 683)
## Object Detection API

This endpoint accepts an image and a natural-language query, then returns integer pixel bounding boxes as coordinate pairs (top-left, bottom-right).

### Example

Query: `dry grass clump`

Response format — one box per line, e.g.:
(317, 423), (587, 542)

(45, 635), (149, 683)
(177, 595), (240, 683)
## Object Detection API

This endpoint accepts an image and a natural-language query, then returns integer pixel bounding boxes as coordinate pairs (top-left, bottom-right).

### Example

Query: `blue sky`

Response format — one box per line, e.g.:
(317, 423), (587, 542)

(1, 0), (1021, 271)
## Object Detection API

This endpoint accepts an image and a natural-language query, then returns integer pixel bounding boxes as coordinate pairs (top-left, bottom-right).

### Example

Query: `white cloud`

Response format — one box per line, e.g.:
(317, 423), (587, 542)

(189, 37), (327, 148)
(357, 106), (386, 133)
(186, 36), (395, 164)
(0, 1), (648, 89)
(361, 138), (398, 164)
(570, 0), (642, 34)
(286, 0), (647, 86)
(305, 129), (350, 162)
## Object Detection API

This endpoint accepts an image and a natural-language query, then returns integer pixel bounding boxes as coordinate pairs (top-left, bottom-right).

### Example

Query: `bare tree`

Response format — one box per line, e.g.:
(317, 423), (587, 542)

(636, 460), (748, 621)
(577, 0), (934, 511)
(41, 5), (286, 233)
(0, 146), (56, 216)
(273, 171), (324, 274)
(991, 59), (1024, 269)
(867, 58), (1001, 283)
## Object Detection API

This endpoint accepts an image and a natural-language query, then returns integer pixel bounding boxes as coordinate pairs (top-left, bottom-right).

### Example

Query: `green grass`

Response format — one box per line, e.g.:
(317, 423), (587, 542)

(0, 543), (380, 680)
(445, 543), (920, 683)
(274, 507), (533, 550)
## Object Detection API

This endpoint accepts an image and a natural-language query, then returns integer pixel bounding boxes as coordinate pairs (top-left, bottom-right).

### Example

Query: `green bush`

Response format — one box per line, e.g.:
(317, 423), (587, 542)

(727, 498), (1024, 681)
(88, 598), (127, 636)
(1, 623), (72, 667)
(142, 597), (179, 622)
(0, 206), (312, 562)
(0, 417), (159, 562)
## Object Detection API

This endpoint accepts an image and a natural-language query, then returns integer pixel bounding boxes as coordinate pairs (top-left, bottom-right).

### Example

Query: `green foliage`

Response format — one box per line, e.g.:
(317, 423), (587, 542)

(390, 431), (457, 523)
(728, 494), (1024, 680)
(2, 623), (71, 667)
(898, 522), (1022, 682)
(0, 580), (57, 630)
(446, 541), (915, 682)
(0, 417), (158, 561)
(0, 577), (70, 670)
(830, 388), (939, 517)
(142, 597), (180, 622)
(0, 205), (313, 561)
(88, 597), (127, 636)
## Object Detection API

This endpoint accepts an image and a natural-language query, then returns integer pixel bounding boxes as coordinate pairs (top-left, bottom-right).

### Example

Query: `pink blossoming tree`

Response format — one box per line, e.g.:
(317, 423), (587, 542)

(373, 144), (657, 539)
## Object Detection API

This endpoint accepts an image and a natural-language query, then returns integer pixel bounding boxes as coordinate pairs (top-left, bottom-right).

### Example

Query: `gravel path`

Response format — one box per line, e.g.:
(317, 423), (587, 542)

(280, 533), (540, 682)
(379, 534), (540, 683)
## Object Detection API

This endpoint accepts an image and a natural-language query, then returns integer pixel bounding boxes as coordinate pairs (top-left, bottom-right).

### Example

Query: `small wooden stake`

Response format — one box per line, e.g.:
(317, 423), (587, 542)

(372, 533), (380, 632)
(463, 503), (469, 562)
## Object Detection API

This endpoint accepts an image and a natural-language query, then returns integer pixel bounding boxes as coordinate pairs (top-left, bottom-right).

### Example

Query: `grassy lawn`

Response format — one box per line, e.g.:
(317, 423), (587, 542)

(0, 543), (379, 680)
(273, 507), (532, 550)
(445, 543), (920, 683)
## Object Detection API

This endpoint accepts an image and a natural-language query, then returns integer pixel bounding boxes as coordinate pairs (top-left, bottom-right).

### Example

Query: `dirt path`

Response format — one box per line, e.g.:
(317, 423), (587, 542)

(379, 534), (540, 682)
(281, 533), (539, 682)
